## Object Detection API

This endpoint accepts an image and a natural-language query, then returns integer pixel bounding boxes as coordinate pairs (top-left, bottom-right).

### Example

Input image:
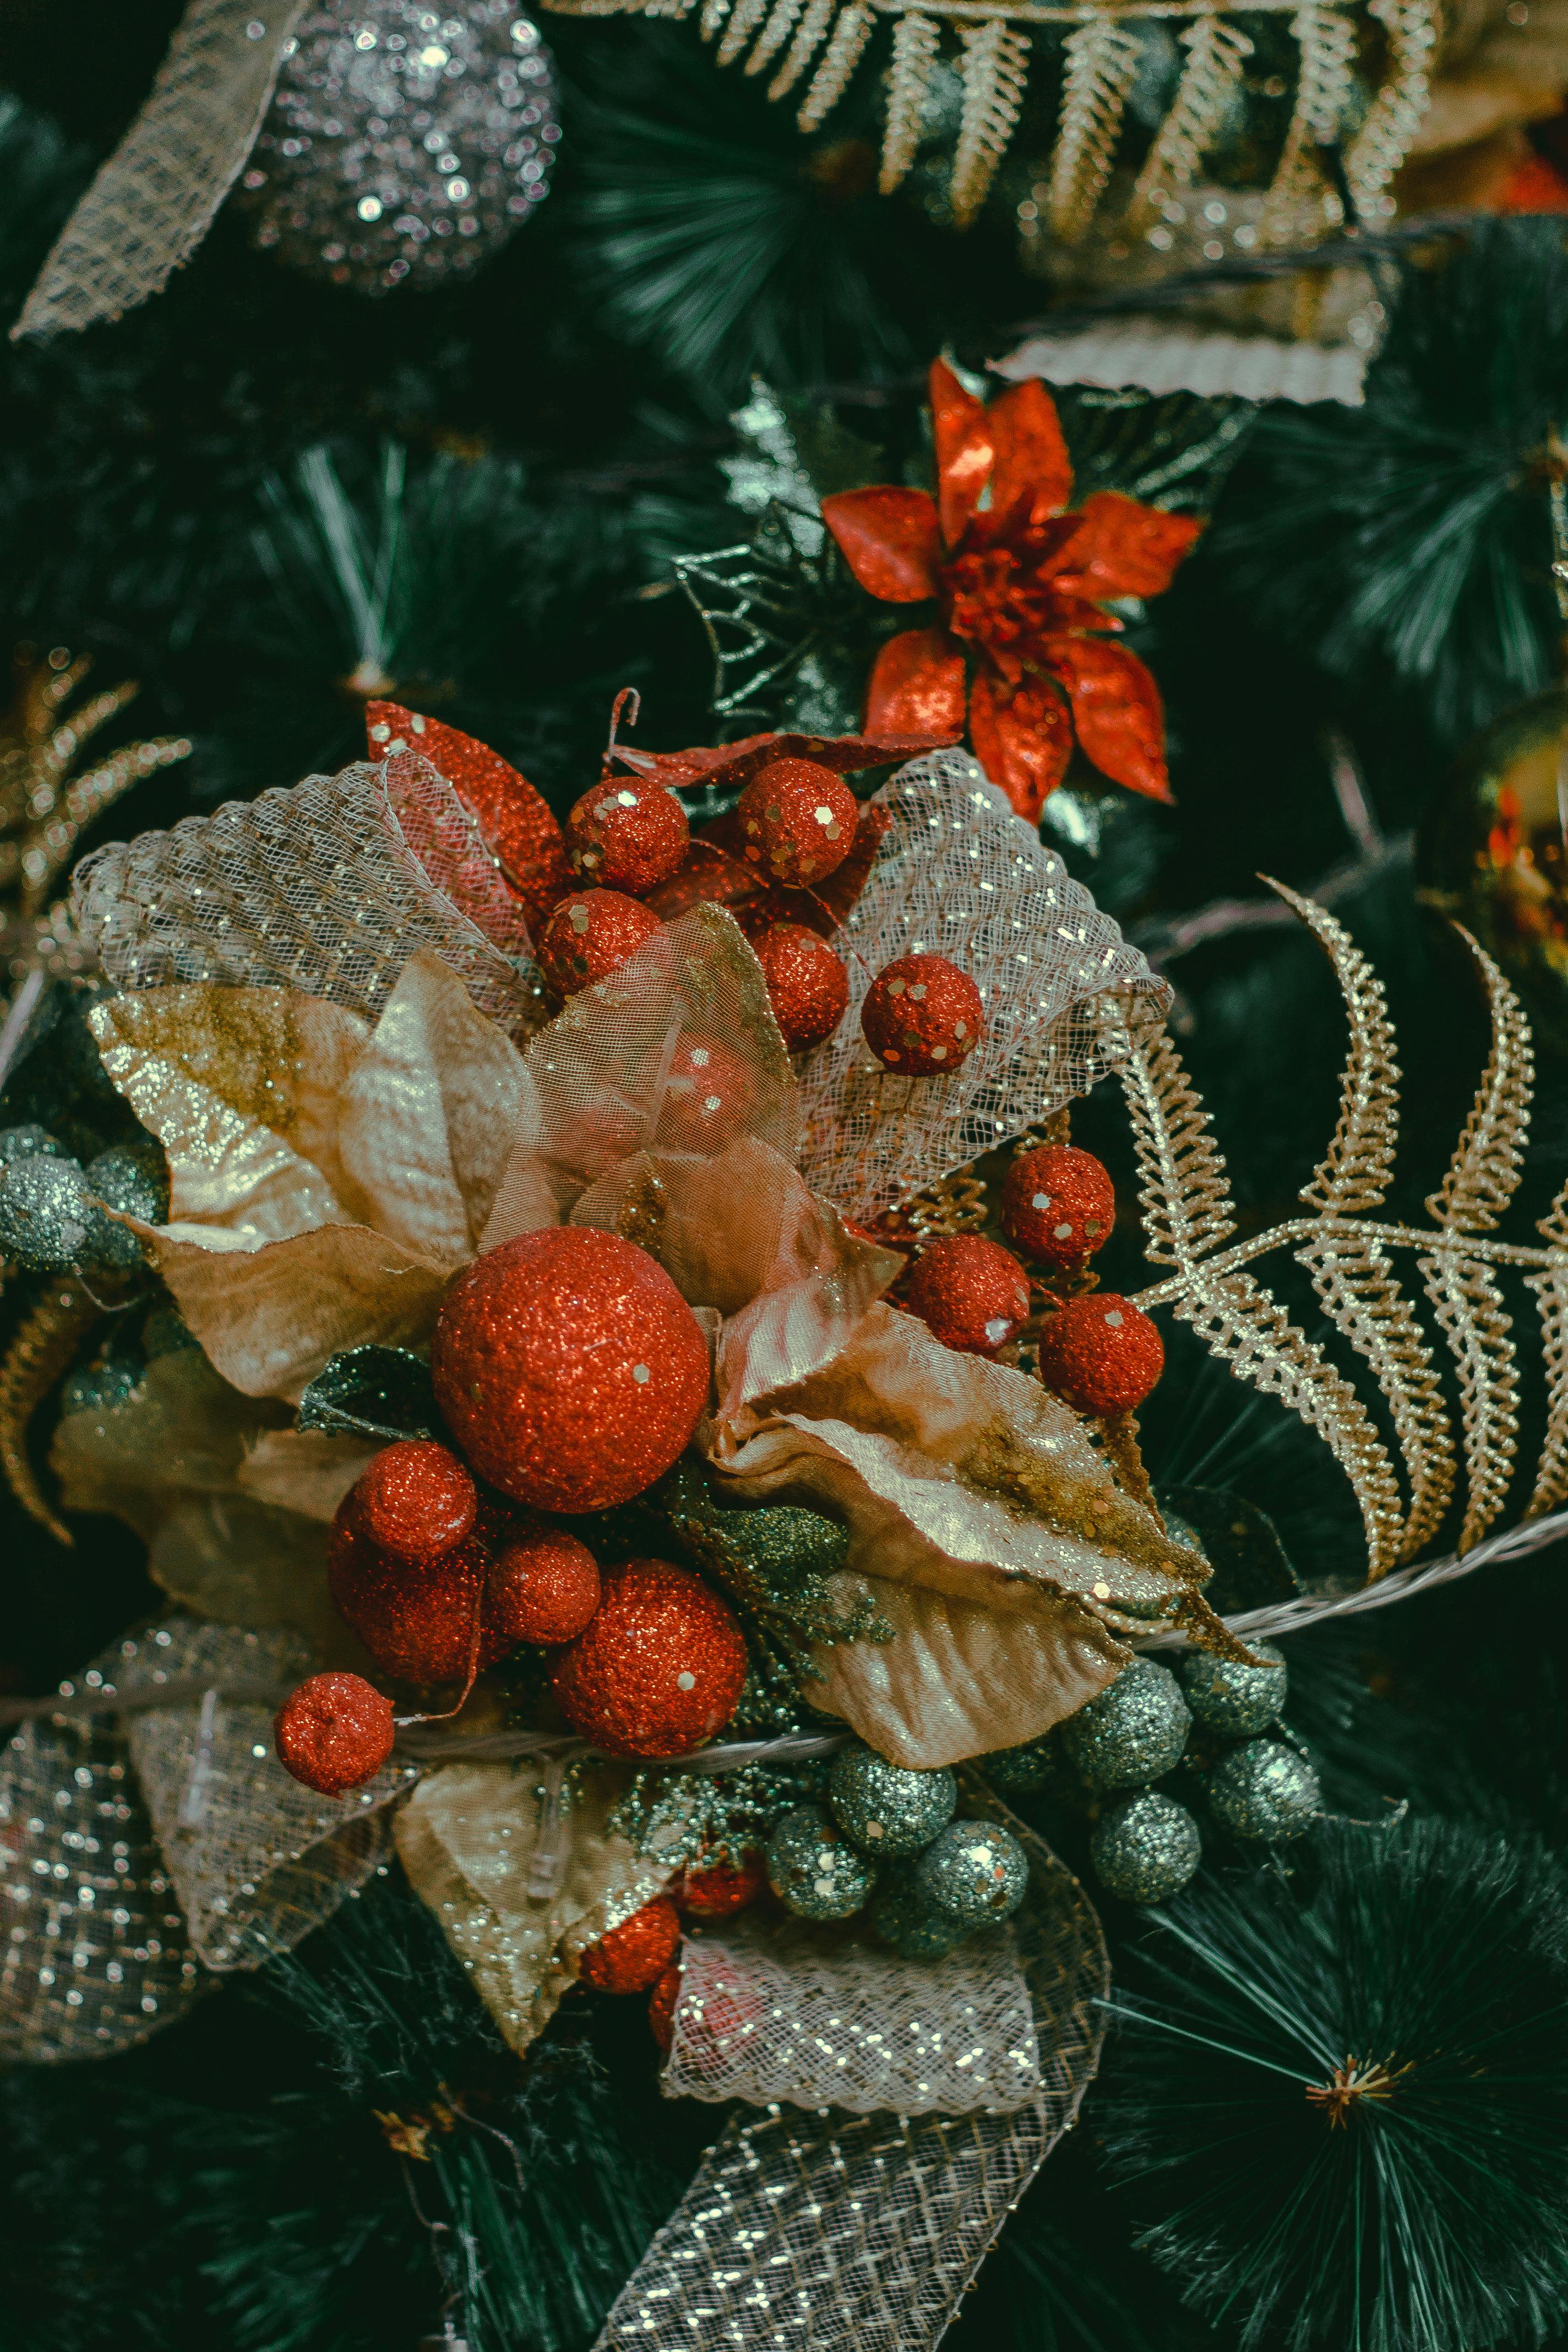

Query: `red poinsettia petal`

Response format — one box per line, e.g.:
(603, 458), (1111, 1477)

(1059, 492), (1204, 603)
(822, 488), (943, 603)
(866, 629), (968, 738)
(366, 701), (571, 933)
(1044, 636), (1173, 803)
(986, 377), (1073, 533)
(929, 360), (994, 550)
(968, 666), (1074, 823)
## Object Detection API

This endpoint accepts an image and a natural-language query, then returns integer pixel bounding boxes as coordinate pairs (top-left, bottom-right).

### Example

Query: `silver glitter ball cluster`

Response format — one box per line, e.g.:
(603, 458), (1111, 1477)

(766, 1803), (876, 1920)
(1179, 1638), (1288, 1737)
(1060, 1658), (1191, 1790)
(243, 0), (560, 293)
(981, 1732), (1059, 1795)
(872, 1870), (971, 1959)
(914, 1821), (1028, 1928)
(1090, 1789), (1201, 1903)
(1207, 1738), (1320, 1843)
(827, 1741), (956, 1858)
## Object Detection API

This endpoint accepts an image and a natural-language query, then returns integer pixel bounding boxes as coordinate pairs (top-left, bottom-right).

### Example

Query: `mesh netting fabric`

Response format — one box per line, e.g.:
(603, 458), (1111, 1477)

(794, 753), (1168, 1224)
(15, 0), (311, 341)
(119, 1619), (417, 1970)
(600, 1800), (1106, 2352)
(0, 1702), (204, 2064)
(662, 1909), (1039, 2116)
(73, 752), (545, 1036)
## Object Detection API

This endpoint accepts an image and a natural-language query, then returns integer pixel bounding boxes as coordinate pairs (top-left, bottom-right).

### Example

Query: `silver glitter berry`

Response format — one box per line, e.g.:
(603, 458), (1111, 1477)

(871, 1869), (972, 1959)
(914, 1820), (1029, 1928)
(1206, 1737), (1320, 1842)
(981, 1733), (1059, 1795)
(61, 1359), (143, 1419)
(1090, 1789), (1201, 1902)
(86, 1141), (168, 1273)
(0, 1153), (97, 1270)
(1060, 1658), (1191, 1790)
(242, 0), (560, 295)
(766, 1802), (877, 1920)
(1179, 1637), (1288, 1737)
(827, 1741), (956, 1858)
(0, 1124), (66, 1167)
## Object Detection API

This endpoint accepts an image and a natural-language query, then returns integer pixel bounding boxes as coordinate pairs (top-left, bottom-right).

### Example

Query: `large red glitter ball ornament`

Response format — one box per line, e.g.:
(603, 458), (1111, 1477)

(1037, 1293), (1164, 1415)
(431, 1228), (710, 1514)
(1000, 1146), (1117, 1269)
(327, 1499), (521, 1683)
(861, 953), (984, 1075)
(754, 922), (850, 1052)
(552, 1557), (748, 1757)
(654, 1031), (758, 1155)
(903, 1234), (1031, 1357)
(736, 759), (858, 887)
(565, 778), (689, 895)
(578, 1896), (682, 1994)
(486, 1516), (602, 1645)
(354, 1440), (477, 1564)
(537, 888), (663, 999)
(677, 1848), (765, 1921)
(274, 1672), (395, 1795)
(649, 1960), (682, 2052)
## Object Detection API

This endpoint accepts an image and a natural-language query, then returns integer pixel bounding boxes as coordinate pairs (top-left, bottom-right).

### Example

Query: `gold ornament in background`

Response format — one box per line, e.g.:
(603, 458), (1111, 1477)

(1419, 686), (1568, 1058)
(1, 647), (192, 984)
(540, 0), (1438, 235)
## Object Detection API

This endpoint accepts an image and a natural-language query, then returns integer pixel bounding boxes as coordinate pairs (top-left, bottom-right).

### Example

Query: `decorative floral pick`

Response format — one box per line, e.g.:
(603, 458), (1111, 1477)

(821, 362), (1204, 821)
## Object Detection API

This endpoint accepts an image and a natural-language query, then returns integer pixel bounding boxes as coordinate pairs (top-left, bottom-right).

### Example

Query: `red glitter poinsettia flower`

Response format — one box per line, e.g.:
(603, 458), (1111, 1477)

(820, 361), (1205, 820)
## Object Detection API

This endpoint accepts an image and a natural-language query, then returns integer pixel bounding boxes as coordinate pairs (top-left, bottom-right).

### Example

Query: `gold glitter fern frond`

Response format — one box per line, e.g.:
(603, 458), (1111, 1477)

(1121, 892), (1568, 1576)
(1047, 18), (1142, 242)
(1126, 15), (1255, 232)
(950, 21), (1032, 226)
(0, 1280), (102, 1547)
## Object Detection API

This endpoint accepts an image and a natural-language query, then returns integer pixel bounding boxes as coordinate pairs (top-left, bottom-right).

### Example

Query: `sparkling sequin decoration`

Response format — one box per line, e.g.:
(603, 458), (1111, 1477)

(241, 0), (560, 294)
(0, 1710), (203, 2063)
(1089, 1789), (1201, 1903)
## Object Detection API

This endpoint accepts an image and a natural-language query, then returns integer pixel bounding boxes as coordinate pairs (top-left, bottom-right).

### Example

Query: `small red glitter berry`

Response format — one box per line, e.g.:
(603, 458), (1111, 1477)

(753, 922), (850, 1052)
(431, 1228), (711, 1515)
(327, 1497), (525, 1684)
(654, 1031), (759, 1154)
(1000, 1146), (1117, 1269)
(552, 1557), (749, 1758)
(354, 1440), (477, 1564)
(649, 1959), (683, 2052)
(485, 1516), (602, 1646)
(578, 1896), (682, 1995)
(903, 1234), (1031, 1357)
(565, 778), (689, 895)
(677, 1848), (765, 1921)
(736, 758), (858, 887)
(537, 888), (664, 998)
(274, 1672), (395, 1795)
(1037, 1293), (1164, 1415)
(861, 953), (984, 1076)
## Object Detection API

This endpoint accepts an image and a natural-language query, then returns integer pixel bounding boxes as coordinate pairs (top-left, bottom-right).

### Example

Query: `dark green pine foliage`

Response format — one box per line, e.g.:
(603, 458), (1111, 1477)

(1096, 1817), (1568, 2352)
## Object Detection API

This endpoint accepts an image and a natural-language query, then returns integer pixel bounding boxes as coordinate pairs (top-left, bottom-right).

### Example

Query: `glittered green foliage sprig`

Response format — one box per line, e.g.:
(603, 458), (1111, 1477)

(1096, 1816), (1568, 2352)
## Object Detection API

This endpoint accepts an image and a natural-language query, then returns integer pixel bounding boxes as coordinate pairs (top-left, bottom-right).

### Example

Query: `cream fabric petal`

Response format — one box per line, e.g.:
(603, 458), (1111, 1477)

(91, 984), (369, 1243)
(141, 1219), (451, 1401)
(146, 1494), (360, 1659)
(333, 950), (538, 1261)
(50, 1348), (290, 1538)
(396, 1761), (676, 2055)
(807, 1575), (1126, 1768)
(237, 1429), (384, 1524)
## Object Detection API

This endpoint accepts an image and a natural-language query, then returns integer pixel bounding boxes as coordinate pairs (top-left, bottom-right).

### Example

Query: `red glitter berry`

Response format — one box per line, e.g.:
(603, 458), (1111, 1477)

(537, 888), (664, 999)
(1037, 1292), (1165, 1415)
(861, 953), (984, 1076)
(1000, 1146), (1117, 1269)
(736, 758), (858, 887)
(903, 1234), (1031, 1357)
(565, 778), (689, 895)
(578, 1896), (682, 1994)
(552, 1557), (748, 1758)
(327, 1498), (523, 1684)
(654, 1031), (759, 1155)
(274, 1672), (395, 1795)
(355, 1440), (477, 1564)
(754, 922), (850, 1052)
(677, 1848), (765, 1921)
(649, 1959), (683, 2052)
(431, 1228), (710, 1514)
(486, 1515), (602, 1646)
